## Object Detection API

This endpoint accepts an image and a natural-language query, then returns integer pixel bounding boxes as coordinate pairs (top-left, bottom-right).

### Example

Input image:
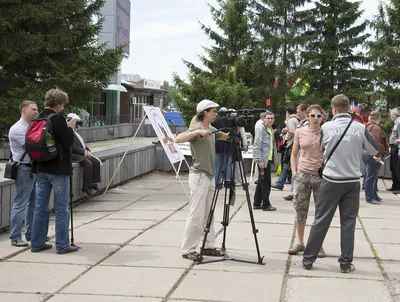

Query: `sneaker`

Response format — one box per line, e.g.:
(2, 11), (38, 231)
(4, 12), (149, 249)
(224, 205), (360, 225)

(366, 200), (380, 205)
(340, 263), (355, 273)
(57, 245), (79, 255)
(262, 205), (277, 211)
(253, 204), (263, 210)
(271, 184), (284, 191)
(375, 197), (382, 202)
(288, 244), (305, 255)
(283, 194), (294, 201)
(318, 246), (326, 258)
(11, 239), (28, 247)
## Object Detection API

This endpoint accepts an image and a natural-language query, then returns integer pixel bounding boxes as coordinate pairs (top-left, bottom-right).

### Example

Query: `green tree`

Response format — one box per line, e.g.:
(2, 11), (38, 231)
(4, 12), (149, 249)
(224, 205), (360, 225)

(251, 0), (313, 113)
(369, 0), (400, 109)
(173, 0), (256, 125)
(0, 0), (124, 133)
(301, 0), (372, 107)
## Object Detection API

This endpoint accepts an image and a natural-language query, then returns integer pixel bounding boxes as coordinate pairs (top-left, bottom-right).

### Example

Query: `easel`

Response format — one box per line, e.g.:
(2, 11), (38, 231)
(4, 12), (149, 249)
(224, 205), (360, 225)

(103, 113), (190, 198)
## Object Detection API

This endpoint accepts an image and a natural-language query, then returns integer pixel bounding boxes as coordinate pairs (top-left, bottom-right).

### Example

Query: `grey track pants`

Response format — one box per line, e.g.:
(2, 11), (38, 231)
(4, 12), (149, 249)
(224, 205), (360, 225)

(303, 179), (360, 265)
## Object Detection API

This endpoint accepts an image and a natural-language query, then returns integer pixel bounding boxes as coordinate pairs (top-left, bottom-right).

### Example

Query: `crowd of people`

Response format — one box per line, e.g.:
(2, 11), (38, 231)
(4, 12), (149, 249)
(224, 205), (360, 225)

(176, 94), (392, 274)
(8, 89), (100, 253)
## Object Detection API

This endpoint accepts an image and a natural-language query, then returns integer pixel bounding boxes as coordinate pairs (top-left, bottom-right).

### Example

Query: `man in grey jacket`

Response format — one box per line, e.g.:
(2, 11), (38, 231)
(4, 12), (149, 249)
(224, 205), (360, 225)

(302, 94), (380, 273)
(253, 111), (278, 211)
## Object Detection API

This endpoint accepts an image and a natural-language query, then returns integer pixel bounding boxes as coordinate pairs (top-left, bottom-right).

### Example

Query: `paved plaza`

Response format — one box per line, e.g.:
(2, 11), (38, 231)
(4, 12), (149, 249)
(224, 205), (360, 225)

(0, 172), (399, 302)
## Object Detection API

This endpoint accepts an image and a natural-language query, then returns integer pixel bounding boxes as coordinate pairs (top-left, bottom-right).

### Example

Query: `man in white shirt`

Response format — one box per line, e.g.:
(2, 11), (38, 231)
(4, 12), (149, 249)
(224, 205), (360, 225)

(9, 101), (39, 246)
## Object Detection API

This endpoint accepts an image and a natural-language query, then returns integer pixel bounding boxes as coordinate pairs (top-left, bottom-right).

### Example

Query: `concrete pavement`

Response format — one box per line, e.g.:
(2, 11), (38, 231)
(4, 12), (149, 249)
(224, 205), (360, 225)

(0, 172), (399, 302)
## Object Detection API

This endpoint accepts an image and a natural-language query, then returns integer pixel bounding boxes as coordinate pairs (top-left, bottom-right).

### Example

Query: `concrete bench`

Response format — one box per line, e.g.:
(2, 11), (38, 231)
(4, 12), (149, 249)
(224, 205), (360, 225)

(0, 142), (156, 232)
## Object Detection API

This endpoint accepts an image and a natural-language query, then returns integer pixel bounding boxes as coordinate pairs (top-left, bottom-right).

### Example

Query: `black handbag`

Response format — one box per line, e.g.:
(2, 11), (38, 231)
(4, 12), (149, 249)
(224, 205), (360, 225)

(319, 115), (354, 178)
(4, 151), (27, 180)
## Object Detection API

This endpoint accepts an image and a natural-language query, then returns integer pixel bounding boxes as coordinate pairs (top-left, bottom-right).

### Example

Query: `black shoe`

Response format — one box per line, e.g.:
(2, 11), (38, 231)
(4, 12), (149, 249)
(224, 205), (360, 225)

(31, 243), (53, 253)
(271, 184), (284, 191)
(91, 184), (100, 191)
(57, 245), (79, 255)
(26, 236), (50, 242)
(392, 190), (400, 195)
(387, 187), (397, 191)
(283, 194), (293, 201)
(82, 187), (94, 195)
(340, 263), (355, 273)
(302, 261), (313, 270)
(262, 205), (277, 211)
(253, 205), (263, 210)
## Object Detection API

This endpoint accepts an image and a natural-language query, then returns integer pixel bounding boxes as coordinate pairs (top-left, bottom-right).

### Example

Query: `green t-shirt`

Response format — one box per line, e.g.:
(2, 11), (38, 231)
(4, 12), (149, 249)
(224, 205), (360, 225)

(186, 124), (223, 178)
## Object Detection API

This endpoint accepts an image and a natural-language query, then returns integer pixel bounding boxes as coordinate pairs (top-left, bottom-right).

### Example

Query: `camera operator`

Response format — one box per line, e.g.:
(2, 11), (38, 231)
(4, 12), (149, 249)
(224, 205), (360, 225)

(175, 99), (229, 261)
(30, 89), (79, 255)
(68, 113), (101, 195)
(213, 107), (233, 186)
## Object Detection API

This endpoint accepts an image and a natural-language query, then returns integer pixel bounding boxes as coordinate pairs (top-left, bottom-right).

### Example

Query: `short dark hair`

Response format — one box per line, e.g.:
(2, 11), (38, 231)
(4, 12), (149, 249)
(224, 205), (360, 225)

(331, 94), (349, 113)
(286, 106), (296, 115)
(307, 104), (324, 114)
(196, 108), (213, 122)
(19, 100), (36, 112)
(44, 89), (69, 108)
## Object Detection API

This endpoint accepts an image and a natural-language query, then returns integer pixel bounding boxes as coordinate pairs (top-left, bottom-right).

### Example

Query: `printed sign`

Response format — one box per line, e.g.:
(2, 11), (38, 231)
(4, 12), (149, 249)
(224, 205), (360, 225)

(143, 106), (185, 164)
(177, 141), (253, 159)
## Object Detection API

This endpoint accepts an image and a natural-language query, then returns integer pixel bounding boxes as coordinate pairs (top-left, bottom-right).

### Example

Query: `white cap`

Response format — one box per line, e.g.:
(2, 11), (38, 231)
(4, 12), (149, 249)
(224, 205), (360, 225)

(196, 99), (219, 113)
(67, 113), (81, 121)
(219, 107), (228, 113)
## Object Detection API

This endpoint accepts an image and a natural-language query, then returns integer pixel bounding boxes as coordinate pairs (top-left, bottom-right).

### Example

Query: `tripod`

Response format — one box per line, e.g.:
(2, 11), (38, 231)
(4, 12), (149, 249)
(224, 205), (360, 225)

(197, 131), (265, 265)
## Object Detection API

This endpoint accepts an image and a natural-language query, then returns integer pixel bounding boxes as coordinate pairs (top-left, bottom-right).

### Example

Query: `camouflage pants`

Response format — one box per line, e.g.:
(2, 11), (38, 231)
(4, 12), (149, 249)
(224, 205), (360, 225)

(293, 172), (321, 223)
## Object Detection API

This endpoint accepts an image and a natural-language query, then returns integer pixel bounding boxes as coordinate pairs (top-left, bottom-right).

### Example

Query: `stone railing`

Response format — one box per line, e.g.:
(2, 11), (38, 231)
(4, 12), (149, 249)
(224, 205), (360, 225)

(0, 143), (156, 232)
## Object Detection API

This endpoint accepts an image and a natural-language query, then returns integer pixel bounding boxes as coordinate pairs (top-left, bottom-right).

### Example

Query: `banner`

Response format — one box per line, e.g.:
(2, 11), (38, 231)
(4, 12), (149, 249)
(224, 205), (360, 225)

(143, 106), (185, 164)
(177, 143), (253, 159)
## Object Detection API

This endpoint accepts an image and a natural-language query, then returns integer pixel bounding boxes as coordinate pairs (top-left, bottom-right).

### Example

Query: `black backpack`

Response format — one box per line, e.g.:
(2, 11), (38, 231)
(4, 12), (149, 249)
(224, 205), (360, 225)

(25, 113), (58, 162)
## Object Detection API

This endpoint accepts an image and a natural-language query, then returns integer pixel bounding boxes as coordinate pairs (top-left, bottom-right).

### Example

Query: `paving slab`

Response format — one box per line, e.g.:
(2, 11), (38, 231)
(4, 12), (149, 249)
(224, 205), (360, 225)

(138, 194), (189, 201)
(10, 243), (119, 265)
(382, 261), (400, 279)
(72, 228), (141, 245)
(284, 277), (392, 302)
(361, 218), (400, 230)
(366, 229), (400, 244)
(166, 210), (190, 221)
(233, 210), (296, 224)
(106, 210), (175, 220)
(193, 249), (287, 274)
(48, 295), (161, 302)
(125, 200), (188, 211)
(289, 256), (384, 280)
(91, 192), (149, 202)
(100, 245), (191, 269)
(61, 266), (185, 298)
(0, 293), (48, 302)
(154, 220), (220, 232)
(373, 243), (400, 261)
(0, 232), (29, 260)
(74, 201), (133, 212)
(229, 222), (295, 238)
(52, 211), (111, 221)
(0, 262), (88, 293)
(81, 219), (158, 230)
(130, 229), (184, 247)
(171, 270), (283, 302)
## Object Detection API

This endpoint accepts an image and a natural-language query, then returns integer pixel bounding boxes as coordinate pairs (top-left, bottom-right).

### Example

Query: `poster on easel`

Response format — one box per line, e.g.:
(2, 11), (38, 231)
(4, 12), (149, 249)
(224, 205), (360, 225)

(143, 106), (185, 164)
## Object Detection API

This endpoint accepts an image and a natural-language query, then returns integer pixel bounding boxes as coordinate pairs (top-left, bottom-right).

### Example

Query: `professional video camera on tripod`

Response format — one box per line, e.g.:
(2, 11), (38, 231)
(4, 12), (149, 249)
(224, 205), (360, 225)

(197, 109), (265, 265)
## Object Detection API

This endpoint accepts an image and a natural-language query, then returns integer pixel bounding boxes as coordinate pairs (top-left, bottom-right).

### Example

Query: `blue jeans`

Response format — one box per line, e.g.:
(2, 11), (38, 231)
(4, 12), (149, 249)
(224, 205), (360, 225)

(276, 163), (289, 188)
(31, 173), (70, 252)
(10, 165), (36, 241)
(214, 153), (232, 184)
(362, 150), (381, 202)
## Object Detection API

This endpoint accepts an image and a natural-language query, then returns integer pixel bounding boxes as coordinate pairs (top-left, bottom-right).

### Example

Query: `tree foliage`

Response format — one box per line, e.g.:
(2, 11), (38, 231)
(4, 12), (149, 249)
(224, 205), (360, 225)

(0, 0), (124, 132)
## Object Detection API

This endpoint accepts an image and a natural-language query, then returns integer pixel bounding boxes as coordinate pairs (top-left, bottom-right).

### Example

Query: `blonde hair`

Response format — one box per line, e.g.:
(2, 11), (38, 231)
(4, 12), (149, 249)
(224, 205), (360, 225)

(19, 100), (36, 112)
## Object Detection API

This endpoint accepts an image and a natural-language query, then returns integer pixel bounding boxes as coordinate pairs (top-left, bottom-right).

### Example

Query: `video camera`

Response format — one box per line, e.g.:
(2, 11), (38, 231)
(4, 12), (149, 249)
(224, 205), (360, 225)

(218, 109), (254, 130)
(66, 116), (84, 127)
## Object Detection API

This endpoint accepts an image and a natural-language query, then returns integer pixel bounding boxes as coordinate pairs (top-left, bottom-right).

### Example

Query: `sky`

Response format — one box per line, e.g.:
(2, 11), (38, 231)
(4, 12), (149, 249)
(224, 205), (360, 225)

(121, 0), (381, 84)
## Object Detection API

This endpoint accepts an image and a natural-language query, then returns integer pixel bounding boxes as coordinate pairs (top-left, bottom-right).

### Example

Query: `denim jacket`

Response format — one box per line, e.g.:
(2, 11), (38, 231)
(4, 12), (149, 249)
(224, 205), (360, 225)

(253, 123), (278, 167)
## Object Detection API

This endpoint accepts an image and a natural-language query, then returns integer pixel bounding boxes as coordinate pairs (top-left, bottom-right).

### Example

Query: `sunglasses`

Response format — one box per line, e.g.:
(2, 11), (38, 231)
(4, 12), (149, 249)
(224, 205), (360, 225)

(308, 114), (322, 119)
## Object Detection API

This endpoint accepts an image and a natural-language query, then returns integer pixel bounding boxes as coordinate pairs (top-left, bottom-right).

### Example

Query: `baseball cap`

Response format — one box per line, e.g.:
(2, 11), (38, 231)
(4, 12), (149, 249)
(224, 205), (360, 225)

(67, 113), (81, 121)
(196, 99), (219, 113)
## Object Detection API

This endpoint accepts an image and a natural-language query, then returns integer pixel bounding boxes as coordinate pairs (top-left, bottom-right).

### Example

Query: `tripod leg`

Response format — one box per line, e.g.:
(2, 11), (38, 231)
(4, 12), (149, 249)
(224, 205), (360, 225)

(237, 156), (264, 264)
(69, 173), (80, 248)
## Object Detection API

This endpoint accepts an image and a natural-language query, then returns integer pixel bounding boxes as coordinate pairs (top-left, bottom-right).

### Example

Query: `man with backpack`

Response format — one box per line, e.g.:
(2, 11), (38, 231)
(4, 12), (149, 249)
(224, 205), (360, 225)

(28, 88), (78, 254)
